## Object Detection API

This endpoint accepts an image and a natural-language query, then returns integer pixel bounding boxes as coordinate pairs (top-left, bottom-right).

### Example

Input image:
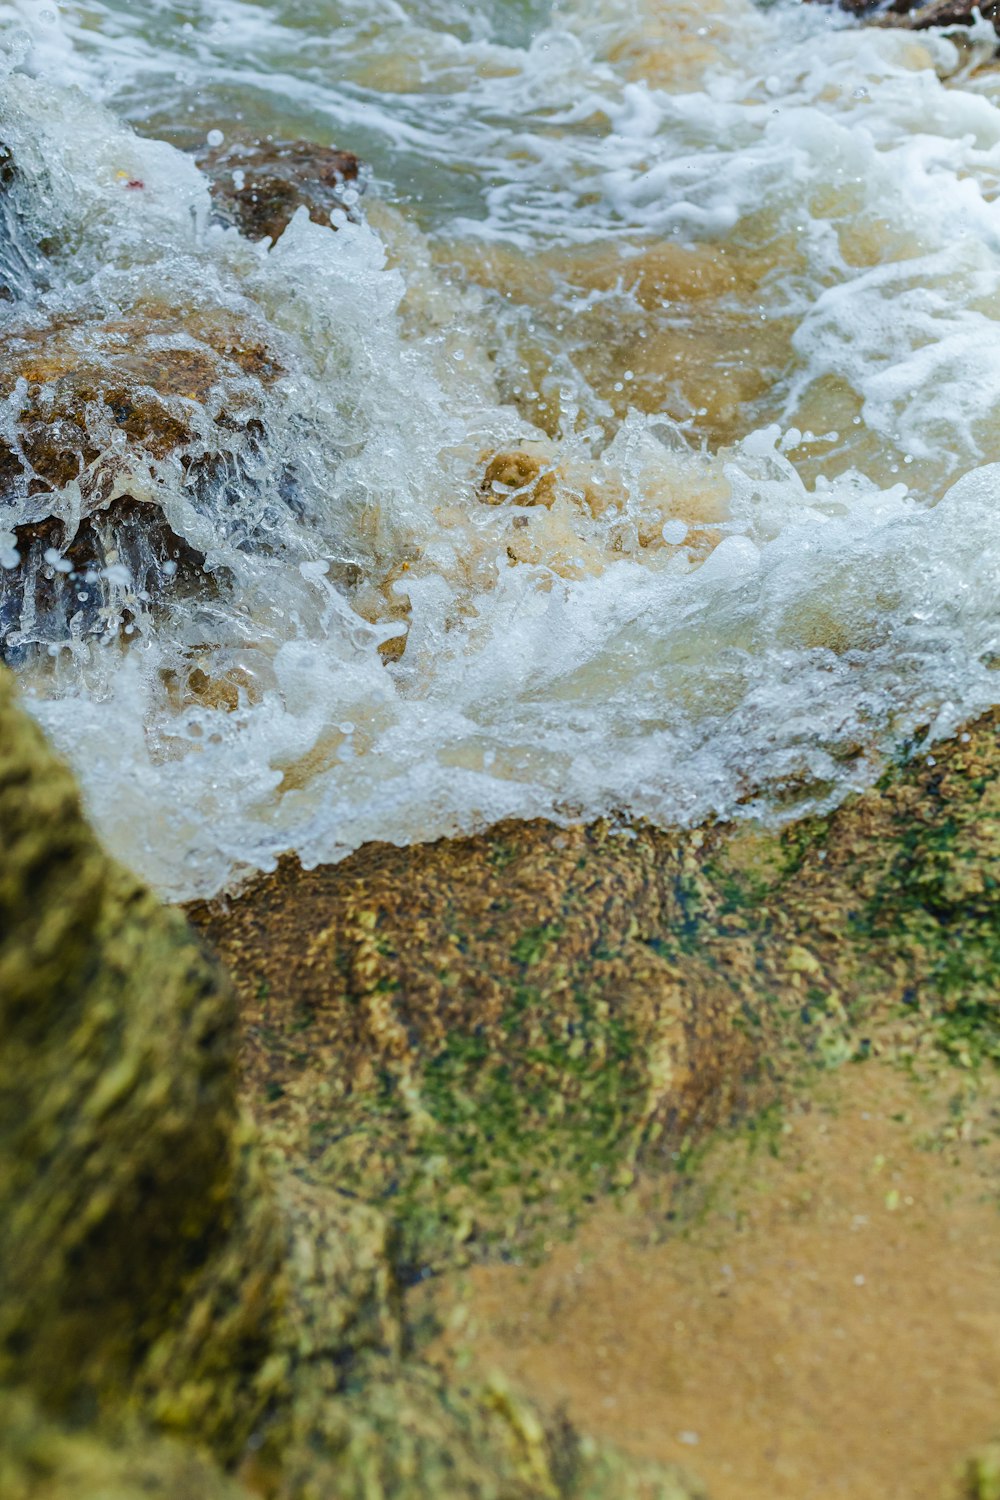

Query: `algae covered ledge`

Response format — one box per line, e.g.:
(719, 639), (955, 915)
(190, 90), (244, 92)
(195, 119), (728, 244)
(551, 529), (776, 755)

(4, 0), (1000, 1491)
(4, 651), (1000, 1497)
(0, 662), (701, 1498)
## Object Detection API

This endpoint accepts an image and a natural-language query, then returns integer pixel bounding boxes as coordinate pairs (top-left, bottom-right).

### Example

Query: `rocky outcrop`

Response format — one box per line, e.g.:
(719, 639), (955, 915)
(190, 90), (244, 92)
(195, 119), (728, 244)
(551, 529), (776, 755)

(0, 665), (289, 1447)
(191, 708), (1000, 1278)
(5, 650), (1000, 1496)
(0, 662), (699, 1498)
(198, 138), (366, 244)
(814, 0), (1000, 31)
(0, 131), (366, 664)
(0, 303), (286, 660)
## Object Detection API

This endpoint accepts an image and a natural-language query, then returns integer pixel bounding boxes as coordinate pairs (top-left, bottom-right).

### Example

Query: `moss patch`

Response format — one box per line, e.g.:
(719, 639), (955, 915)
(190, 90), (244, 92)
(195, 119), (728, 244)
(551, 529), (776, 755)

(1, 664), (701, 1499)
(192, 713), (1000, 1280)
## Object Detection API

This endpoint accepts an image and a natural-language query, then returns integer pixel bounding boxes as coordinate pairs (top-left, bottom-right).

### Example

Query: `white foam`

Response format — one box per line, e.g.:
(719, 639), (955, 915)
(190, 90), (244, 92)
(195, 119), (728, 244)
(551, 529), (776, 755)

(2, 0), (1000, 897)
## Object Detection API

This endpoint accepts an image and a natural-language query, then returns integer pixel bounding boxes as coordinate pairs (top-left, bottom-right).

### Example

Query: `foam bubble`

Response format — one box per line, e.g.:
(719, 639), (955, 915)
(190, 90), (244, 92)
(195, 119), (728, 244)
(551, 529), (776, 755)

(2, 0), (1000, 898)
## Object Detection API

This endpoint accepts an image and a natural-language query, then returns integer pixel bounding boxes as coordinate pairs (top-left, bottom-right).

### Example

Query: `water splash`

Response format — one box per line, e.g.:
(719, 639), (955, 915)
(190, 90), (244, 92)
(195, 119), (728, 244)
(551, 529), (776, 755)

(2, 0), (1000, 897)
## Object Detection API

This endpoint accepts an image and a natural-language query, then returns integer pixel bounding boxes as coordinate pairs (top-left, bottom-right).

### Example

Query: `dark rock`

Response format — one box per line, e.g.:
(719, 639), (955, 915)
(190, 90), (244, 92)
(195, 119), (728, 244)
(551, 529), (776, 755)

(0, 304), (283, 659)
(874, 0), (1000, 29)
(198, 138), (366, 244)
(1, 505), (205, 663)
(811, 0), (999, 30)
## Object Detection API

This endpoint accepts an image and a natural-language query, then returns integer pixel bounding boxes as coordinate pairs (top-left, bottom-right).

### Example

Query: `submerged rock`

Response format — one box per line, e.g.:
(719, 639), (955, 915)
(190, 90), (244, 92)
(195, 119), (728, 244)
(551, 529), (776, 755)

(198, 138), (366, 244)
(0, 128), (371, 667)
(191, 707), (1000, 1280)
(0, 662), (700, 1498)
(192, 820), (764, 1274)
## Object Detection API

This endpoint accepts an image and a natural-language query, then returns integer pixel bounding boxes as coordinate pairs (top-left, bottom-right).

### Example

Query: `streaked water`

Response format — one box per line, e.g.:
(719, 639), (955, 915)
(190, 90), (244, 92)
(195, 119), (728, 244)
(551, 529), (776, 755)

(3, 0), (1000, 897)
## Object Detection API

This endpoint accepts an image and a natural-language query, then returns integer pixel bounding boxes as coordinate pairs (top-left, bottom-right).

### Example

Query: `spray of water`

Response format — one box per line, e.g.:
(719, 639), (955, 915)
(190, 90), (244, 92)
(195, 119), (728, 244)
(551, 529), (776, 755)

(2, 0), (1000, 897)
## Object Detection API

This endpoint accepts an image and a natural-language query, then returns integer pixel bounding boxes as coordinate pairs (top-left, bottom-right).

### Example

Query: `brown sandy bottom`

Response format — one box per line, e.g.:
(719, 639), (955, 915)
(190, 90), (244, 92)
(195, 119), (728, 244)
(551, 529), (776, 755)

(413, 1058), (1000, 1500)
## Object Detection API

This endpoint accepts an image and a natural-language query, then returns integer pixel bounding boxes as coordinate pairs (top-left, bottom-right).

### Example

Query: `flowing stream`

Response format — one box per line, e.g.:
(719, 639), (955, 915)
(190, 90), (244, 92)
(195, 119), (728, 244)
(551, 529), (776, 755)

(3, 0), (1000, 898)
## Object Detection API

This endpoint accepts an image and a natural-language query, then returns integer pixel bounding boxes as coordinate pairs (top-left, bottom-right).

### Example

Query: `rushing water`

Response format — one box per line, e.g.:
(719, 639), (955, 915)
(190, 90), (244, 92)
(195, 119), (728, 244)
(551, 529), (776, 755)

(3, 0), (1000, 897)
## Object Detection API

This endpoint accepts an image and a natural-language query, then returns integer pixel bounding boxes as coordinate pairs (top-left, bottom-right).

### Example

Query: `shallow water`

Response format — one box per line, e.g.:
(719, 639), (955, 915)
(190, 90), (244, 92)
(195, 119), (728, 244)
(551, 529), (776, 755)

(3, 0), (1000, 897)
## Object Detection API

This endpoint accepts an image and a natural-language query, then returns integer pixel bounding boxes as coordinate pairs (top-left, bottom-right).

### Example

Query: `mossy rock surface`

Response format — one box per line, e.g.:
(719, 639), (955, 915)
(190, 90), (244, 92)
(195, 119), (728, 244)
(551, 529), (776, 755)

(0, 1391), (249, 1500)
(5, 656), (1000, 1498)
(0, 667), (284, 1442)
(0, 662), (698, 1498)
(191, 710), (1000, 1275)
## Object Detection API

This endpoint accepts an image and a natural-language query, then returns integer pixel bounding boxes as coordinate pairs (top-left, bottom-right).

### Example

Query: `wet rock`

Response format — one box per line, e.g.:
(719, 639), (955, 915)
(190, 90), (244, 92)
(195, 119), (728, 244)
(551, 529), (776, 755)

(0, 140), (50, 305)
(0, 1390), (248, 1500)
(0, 304), (283, 660)
(0, 666), (290, 1449)
(8, 654), (1000, 1497)
(2, 506), (203, 660)
(481, 448), (560, 507)
(190, 818), (776, 1274)
(0, 142), (17, 302)
(812, 0), (1000, 29)
(872, 0), (1000, 29)
(0, 663), (700, 1499)
(191, 707), (1000, 1279)
(198, 138), (366, 244)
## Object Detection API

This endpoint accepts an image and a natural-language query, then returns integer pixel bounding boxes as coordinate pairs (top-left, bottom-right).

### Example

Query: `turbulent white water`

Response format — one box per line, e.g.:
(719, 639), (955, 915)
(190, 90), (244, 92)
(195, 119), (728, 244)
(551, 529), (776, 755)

(3, 0), (1000, 898)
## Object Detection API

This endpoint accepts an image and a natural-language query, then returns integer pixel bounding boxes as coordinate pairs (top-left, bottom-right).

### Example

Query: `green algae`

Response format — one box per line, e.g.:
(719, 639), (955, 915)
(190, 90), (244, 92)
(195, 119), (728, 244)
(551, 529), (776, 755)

(960, 1445), (1000, 1500)
(5, 662), (1000, 1498)
(0, 663), (699, 1500)
(191, 713), (1000, 1299)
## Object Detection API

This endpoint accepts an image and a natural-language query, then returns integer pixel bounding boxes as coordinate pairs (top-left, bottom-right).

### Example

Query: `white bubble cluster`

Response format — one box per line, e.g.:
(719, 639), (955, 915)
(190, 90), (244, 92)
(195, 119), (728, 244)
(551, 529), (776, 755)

(1, 0), (1000, 898)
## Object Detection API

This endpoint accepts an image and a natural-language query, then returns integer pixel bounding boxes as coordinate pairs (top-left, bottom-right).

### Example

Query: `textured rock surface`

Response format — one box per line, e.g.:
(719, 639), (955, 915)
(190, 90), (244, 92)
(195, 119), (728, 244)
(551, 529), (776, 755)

(191, 708), (1000, 1493)
(0, 133), (361, 665)
(198, 138), (365, 244)
(192, 820), (765, 1273)
(4, 656), (1000, 1495)
(0, 1391), (249, 1500)
(0, 304), (284, 660)
(0, 662), (698, 1498)
(191, 709), (1000, 1277)
(0, 666), (287, 1449)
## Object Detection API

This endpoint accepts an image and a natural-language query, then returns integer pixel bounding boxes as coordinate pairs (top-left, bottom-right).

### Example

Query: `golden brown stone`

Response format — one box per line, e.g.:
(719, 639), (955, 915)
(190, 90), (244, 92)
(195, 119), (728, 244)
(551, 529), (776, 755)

(189, 709), (1000, 1283)
(198, 138), (365, 244)
(0, 303), (283, 658)
(0, 662), (700, 1499)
